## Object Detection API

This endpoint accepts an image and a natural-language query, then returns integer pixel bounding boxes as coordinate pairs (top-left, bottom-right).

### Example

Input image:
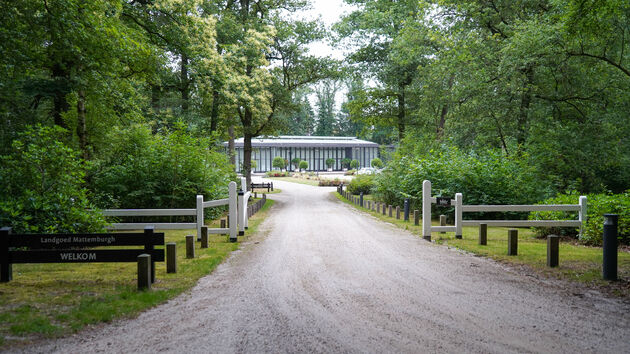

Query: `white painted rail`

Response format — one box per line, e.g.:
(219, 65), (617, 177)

(104, 181), (238, 241)
(422, 180), (587, 240)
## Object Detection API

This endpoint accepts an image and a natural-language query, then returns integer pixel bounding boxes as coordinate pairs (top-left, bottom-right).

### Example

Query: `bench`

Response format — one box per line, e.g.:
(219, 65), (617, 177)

(251, 182), (273, 192)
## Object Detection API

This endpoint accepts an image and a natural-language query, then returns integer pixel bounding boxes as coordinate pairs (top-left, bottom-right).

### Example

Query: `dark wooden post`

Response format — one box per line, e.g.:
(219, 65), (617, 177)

(414, 210), (419, 226)
(382, 204), (386, 216)
(395, 206), (400, 219)
(271, 182), (274, 192)
(1, 227), (12, 282)
(603, 214), (618, 280)
(404, 199), (410, 221)
(186, 235), (195, 259)
(201, 226), (208, 249)
(479, 223), (487, 245)
(547, 235), (559, 267)
(388, 205), (393, 217)
(137, 254), (151, 291)
(144, 226), (155, 283)
(508, 229), (518, 256)
(221, 219), (226, 235)
(166, 242), (177, 273)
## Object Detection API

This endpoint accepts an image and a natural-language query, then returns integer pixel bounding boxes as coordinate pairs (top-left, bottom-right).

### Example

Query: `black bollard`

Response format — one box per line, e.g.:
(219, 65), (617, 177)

(404, 198), (410, 221)
(603, 214), (618, 280)
(360, 192), (364, 207)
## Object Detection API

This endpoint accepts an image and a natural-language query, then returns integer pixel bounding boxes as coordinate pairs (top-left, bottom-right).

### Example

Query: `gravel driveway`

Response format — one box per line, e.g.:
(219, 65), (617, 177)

(18, 179), (630, 353)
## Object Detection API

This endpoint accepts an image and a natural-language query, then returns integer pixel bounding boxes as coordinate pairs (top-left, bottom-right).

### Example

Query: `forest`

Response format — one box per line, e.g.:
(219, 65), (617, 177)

(1, 0), (628, 243)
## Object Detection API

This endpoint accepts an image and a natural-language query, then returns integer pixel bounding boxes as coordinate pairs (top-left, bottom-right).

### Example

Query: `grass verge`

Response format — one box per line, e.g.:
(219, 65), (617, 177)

(267, 176), (320, 186)
(0, 199), (274, 348)
(334, 192), (630, 297)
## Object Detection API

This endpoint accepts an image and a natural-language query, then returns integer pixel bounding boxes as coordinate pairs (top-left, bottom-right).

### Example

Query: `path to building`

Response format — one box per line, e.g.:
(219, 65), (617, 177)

(23, 179), (630, 353)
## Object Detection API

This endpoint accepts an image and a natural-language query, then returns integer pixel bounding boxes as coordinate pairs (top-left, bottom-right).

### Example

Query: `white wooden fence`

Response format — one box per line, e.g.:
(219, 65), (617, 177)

(422, 180), (587, 240)
(103, 181), (238, 241)
(237, 177), (251, 236)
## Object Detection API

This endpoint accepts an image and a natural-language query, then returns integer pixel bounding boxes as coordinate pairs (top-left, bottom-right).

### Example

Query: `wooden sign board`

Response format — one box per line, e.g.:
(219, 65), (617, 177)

(436, 197), (452, 207)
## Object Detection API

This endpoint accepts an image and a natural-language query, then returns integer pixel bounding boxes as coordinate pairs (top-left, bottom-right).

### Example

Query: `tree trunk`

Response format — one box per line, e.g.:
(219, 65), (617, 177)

(77, 89), (89, 160)
(517, 66), (534, 148)
(397, 87), (406, 141)
(210, 87), (220, 132)
(228, 125), (235, 166)
(243, 128), (252, 190)
(51, 63), (70, 128)
(180, 53), (189, 112)
(436, 74), (455, 140)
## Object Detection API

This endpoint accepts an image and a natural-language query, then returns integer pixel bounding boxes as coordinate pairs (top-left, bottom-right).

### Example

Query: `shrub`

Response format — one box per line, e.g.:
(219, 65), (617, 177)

(272, 156), (285, 170)
(371, 158), (383, 169)
(344, 169), (357, 176)
(299, 160), (308, 170)
(350, 159), (359, 169)
(529, 190), (629, 246)
(291, 157), (301, 169)
(90, 125), (235, 221)
(319, 178), (343, 186)
(374, 146), (550, 217)
(265, 171), (289, 177)
(0, 125), (106, 233)
(326, 158), (335, 169)
(348, 175), (375, 195)
(341, 158), (351, 168)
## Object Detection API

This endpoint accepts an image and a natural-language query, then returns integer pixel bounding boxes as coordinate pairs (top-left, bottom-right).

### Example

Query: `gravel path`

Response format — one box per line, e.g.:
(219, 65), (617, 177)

(17, 179), (630, 353)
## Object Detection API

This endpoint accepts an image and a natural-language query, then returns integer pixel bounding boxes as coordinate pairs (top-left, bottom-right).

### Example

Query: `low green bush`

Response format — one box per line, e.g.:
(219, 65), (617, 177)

(348, 175), (376, 195)
(319, 178), (343, 187)
(344, 169), (356, 176)
(299, 160), (308, 170)
(374, 146), (551, 217)
(350, 159), (359, 169)
(0, 125), (106, 233)
(529, 190), (629, 246)
(371, 158), (383, 169)
(272, 156), (286, 170)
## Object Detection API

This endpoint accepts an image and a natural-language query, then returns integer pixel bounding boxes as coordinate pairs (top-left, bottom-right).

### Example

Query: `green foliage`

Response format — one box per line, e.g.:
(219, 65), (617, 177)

(318, 178), (343, 187)
(90, 125), (235, 218)
(272, 156), (286, 170)
(344, 169), (357, 176)
(325, 158), (335, 168)
(375, 146), (550, 216)
(291, 157), (301, 168)
(348, 175), (376, 195)
(350, 159), (359, 169)
(341, 158), (352, 168)
(371, 158), (383, 168)
(0, 125), (106, 233)
(299, 160), (308, 170)
(265, 171), (289, 177)
(530, 191), (630, 246)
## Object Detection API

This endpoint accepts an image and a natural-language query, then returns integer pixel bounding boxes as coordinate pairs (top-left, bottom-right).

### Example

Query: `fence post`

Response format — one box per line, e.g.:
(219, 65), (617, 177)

(603, 214), (618, 280)
(579, 196), (587, 238)
(186, 235), (195, 259)
(228, 181), (238, 242)
(508, 229), (518, 256)
(395, 206), (400, 219)
(414, 210), (419, 226)
(360, 192), (364, 207)
(382, 203), (386, 216)
(422, 180), (432, 241)
(455, 193), (463, 239)
(143, 226), (156, 283)
(196, 195), (204, 241)
(479, 223), (487, 245)
(137, 254), (151, 291)
(547, 235), (559, 267)
(271, 182), (274, 191)
(238, 189), (245, 236)
(440, 215), (446, 234)
(166, 242), (177, 273)
(404, 199), (410, 221)
(201, 226), (208, 249)
(388, 205), (393, 217)
(1, 227), (12, 282)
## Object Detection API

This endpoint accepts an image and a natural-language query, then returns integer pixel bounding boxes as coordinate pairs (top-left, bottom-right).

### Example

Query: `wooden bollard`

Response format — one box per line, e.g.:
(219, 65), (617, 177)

(508, 229), (518, 256)
(221, 219), (226, 235)
(382, 204), (386, 215)
(547, 235), (559, 267)
(414, 210), (419, 226)
(186, 235), (195, 259)
(388, 205), (393, 217)
(201, 226), (208, 249)
(440, 215), (446, 234)
(137, 254), (151, 291)
(376, 203), (380, 213)
(396, 206), (400, 219)
(167, 242), (177, 273)
(479, 223), (487, 245)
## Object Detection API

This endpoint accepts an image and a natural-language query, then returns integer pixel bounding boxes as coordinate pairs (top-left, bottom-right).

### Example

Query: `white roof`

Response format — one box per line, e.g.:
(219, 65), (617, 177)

(225, 136), (378, 148)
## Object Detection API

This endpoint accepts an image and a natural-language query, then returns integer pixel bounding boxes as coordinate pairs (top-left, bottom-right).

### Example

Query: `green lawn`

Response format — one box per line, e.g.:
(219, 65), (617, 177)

(0, 199), (274, 347)
(335, 192), (630, 296)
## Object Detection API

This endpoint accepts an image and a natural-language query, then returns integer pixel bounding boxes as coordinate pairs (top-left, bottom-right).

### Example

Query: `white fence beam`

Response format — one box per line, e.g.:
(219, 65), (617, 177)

(422, 180), (431, 241)
(197, 195), (203, 240)
(102, 209), (195, 216)
(455, 193), (463, 238)
(228, 181), (237, 241)
(462, 204), (580, 212)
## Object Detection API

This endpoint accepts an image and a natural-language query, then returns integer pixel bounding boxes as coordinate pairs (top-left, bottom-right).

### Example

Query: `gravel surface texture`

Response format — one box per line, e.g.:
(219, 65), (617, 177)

(13, 178), (630, 353)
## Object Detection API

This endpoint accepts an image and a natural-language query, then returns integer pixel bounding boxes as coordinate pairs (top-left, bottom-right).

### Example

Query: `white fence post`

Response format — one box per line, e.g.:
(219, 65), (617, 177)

(196, 195), (203, 240)
(455, 193), (463, 239)
(228, 181), (238, 242)
(422, 180), (431, 241)
(579, 196), (587, 238)
(241, 177), (247, 192)
(238, 189), (245, 236)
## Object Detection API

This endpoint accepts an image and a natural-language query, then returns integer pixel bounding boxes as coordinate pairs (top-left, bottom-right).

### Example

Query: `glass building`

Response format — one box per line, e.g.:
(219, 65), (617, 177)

(225, 136), (380, 172)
